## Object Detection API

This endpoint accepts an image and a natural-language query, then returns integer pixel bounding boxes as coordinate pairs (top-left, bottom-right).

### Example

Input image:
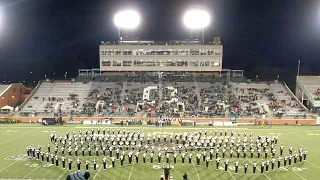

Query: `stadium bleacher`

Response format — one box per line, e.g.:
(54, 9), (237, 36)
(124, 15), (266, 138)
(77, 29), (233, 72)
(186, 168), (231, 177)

(17, 77), (308, 119)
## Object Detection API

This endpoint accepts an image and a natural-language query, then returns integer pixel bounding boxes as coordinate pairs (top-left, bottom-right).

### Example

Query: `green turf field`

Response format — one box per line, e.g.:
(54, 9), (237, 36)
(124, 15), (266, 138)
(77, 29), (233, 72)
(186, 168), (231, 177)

(0, 124), (320, 180)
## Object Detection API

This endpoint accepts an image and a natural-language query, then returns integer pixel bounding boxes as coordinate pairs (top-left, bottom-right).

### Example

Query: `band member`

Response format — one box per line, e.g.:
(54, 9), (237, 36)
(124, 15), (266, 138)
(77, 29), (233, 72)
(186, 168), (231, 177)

(82, 147), (85, 156)
(88, 147), (91, 156)
(188, 153), (192, 164)
(77, 159), (81, 171)
(85, 160), (89, 171)
(143, 153), (147, 163)
(216, 157), (220, 170)
(284, 156), (288, 166)
(294, 153), (298, 163)
(68, 147), (72, 157)
(253, 162), (257, 173)
(136, 152), (140, 163)
(289, 145), (293, 155)
(244, 163), (248, 174)
(224, 159), (229, 172)
(75, 147), (78, 156)
(250, 148), (254, 158)
(120, 154), (124, 167)
(166, 153), (170, 164)
(103, 156), (107, 170)
(299, 152), (303, 163)
(51, 153), (55, 164)
(68, 158), (72, 171)
(289, 154), (292, 165)
(277, 157), (281, 168)
(261, 161), (265, 174)
(111, 156), (115, 168)
(196, 153), (201, 166)
(150, 153), (154, 164)
(62, 156), (65, 169)
(266, 160), (269, 172)
(279, 144), (283, 156)
(303, 149), (307, 161)
(128, 152), (133, 165)
(181, 153), (185, 164)
(203, 151), (207, 162)
(158, 152), (162, 164)
(55, 155), (59, 167)
(257, 148), (261, 158)
(41, 151), (44, 161)
(236, 149), (241, 158)
(116, 148), (120, 159)
(206, 156), (210, 168)
(235, 160), (239, 174)
(93, 159), (97, 171)
(173, 153), (177, 164)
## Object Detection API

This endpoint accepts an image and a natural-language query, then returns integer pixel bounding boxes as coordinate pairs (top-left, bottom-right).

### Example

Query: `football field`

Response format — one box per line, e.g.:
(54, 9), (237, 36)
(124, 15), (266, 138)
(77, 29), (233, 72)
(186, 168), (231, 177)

(0, 124), (320, 180)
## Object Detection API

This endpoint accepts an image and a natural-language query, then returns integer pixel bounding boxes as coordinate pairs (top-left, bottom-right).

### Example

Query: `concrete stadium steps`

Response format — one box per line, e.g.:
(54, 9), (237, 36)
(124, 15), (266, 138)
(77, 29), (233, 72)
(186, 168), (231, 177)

(20, 82), (92, 113)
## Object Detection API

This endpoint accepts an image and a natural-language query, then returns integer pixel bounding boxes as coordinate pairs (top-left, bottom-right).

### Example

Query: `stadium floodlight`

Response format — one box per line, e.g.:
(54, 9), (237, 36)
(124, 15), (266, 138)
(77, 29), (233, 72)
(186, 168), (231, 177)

(114, 10), (140, 29)
(183, 10), (210, 29)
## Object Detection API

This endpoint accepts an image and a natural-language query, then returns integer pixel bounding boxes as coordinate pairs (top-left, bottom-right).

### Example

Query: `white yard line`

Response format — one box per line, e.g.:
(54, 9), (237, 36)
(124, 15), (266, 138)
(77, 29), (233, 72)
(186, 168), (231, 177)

(93, 164), (103, 180)
(127, 162), (134, 180)
(0, 160), (19, 172)
(247, 159), (271, 180)
(289, 168), (307, 180)
(57, 168), (69, 180)
(191, 161), (201, 180)
(22, 162), (45, 179)
(0, 128), (40, 145)
(284, 130), (310, 142)
(306, 160), (320, 170)
(227, 170), (236, 180)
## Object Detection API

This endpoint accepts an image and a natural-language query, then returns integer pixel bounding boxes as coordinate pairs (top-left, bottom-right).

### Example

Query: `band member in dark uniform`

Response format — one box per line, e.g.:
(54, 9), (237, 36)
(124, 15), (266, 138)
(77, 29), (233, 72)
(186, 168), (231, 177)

(93, 159), (97, 171)
(85, 160), (89, 171)
(111, 157), (115, 168)
(68, 158), (72, 171)
(103, 156), (107, 170)
(253, 162), (257, 173)
(216, 157), (220, 170)
(244, 163), (248, 174)
(235, 160), (239, 174)
(224, 159), (229, 172)
(77, 159), (81, 171)
(62, 156), (65, 169)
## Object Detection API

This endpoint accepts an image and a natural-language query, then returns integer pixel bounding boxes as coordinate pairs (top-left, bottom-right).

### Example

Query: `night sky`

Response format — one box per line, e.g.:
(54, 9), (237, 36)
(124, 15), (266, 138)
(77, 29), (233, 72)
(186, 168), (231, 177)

(1, 0), (320, 89)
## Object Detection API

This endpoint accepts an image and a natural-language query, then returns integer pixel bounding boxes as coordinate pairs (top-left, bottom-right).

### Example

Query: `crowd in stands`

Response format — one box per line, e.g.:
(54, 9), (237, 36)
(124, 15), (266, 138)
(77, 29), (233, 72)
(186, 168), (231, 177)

(18, 75), (307, 119)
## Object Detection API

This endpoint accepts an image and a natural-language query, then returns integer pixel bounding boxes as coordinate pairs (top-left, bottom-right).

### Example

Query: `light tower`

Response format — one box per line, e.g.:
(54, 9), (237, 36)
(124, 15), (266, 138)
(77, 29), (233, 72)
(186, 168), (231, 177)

(183, 9), (211, 42)
(113, 10), (141, 42)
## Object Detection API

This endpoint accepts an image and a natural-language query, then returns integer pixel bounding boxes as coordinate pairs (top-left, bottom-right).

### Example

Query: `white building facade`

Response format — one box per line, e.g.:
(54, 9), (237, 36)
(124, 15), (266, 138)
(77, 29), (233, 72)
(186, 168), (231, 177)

(99, 40), (223, 75)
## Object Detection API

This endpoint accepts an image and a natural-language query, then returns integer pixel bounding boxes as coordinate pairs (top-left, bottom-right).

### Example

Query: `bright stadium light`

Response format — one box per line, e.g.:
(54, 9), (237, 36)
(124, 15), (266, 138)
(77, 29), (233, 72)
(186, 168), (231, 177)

(183, 10), (210, 29)
(114, 10), (140, 29)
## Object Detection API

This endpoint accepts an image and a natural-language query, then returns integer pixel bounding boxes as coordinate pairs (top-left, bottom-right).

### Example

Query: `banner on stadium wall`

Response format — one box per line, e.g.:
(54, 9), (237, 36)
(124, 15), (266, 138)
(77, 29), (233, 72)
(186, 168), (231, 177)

(317, 117), (320, 125)
(230, 115), (237, 121)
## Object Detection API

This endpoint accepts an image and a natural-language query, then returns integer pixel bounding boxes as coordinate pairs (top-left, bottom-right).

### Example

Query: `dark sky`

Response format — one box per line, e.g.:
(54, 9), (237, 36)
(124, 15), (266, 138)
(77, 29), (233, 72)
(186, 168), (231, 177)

(1, 0), (320, 88)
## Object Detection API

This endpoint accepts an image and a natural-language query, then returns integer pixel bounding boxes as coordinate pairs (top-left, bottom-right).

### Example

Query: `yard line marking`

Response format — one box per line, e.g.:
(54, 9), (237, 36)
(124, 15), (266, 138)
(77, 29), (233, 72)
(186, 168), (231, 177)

(0, 128), (40, 145)
(289, 168), (307, 180)
(57, 168), (69, 180)
(227, 170), (236, 180)
(306, 160), (320, 170)
(191, 161), (201, 180)
(93, 163), (103, 180)
(246, 159), (271, 180)
(127, 162), (134, 180)
(23, 162), (45, 179)
(284, 130), (310, 142)
(0, 160), (18, 172)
